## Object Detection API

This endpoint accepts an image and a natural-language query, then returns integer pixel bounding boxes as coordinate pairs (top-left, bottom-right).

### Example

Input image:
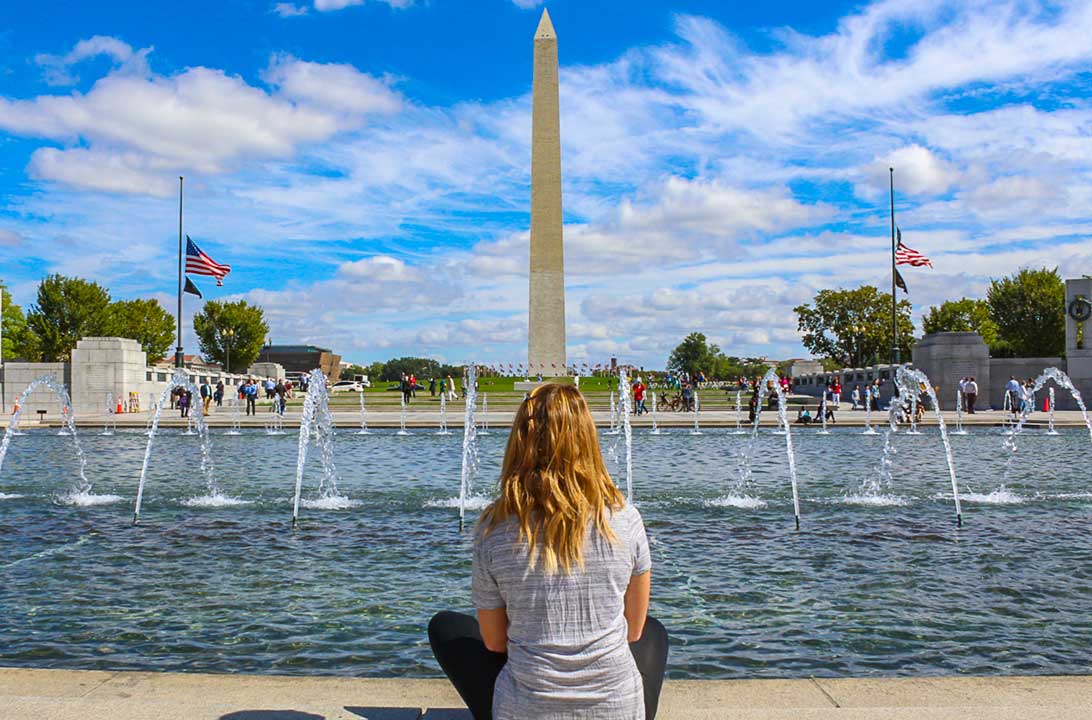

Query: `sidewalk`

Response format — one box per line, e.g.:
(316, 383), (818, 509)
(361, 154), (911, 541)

(2, 667), (1090, 719)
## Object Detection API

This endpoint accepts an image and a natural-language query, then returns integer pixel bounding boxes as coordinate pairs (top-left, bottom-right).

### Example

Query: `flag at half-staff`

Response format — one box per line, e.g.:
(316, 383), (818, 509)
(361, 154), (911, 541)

(894, 229), (933, 268)
(186, 236), (232, 286)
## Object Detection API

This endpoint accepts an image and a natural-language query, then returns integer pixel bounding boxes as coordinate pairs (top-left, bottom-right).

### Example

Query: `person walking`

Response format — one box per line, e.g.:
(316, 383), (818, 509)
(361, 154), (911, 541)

(200, 379), (212, 414)
(965, 377), (978, 414)
(410, 373), (418, 399)
(831, 379), (842, 409)
(244, 380), (258, 416)
(851, 384), (861, 410)
(428, 384), (668, 720)
(632, 377), (646, 415)
(429, 377), (437, 397)
(447, 375), (458, 402)
(275, 380), (287, 415)
(214, 380), (225, 408)
(401, 373), (413, 406)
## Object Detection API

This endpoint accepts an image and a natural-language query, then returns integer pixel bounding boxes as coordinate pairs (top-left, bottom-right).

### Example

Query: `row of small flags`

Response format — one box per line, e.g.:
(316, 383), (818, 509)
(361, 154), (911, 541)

(182, 236), (231, 298)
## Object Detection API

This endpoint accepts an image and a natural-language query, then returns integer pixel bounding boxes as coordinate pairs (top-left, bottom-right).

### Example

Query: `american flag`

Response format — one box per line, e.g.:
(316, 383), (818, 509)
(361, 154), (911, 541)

(894, 229), (932, 268)
(186, 236), (231, 286)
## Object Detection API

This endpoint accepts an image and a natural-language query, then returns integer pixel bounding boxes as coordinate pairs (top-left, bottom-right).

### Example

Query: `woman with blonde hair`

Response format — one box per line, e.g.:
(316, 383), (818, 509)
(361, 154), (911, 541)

(429, 383), (668, 720)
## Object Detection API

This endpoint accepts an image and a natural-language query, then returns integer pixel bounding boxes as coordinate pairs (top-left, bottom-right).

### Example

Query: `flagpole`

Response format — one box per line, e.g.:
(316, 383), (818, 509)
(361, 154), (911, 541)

(889, 167), (898, 368)
(175, 176), (184, 369)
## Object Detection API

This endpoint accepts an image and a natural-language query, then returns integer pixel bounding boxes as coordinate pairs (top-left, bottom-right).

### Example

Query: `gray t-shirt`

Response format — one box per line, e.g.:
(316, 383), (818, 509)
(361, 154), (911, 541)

(473, 503), (651, 720)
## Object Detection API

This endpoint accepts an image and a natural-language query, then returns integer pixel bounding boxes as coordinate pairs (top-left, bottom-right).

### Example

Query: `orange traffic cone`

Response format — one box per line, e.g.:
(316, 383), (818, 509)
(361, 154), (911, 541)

(117, 399), (124, 414)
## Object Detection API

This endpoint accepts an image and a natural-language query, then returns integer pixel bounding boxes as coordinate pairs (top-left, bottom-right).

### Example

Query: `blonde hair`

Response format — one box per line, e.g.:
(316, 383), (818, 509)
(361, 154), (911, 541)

(478, 383), (625, 574)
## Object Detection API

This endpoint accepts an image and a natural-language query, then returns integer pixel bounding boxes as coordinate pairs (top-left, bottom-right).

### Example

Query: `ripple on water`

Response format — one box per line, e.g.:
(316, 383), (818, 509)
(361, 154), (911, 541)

(181, 494), (254, 508)
(55, 491), (125, 507)
(424, 495), (493, 510)
(0, 492), (26, 500)
(299, 495), (361, 510)
(704, 495), (768, 509)
(957, 489), (1025, 504)
(841, 494), (911, 507)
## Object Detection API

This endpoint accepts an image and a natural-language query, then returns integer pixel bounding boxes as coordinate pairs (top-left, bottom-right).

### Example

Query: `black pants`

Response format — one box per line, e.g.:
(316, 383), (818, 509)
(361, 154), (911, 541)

(429, 610), (668, 720)
(246, 397), (256, 415)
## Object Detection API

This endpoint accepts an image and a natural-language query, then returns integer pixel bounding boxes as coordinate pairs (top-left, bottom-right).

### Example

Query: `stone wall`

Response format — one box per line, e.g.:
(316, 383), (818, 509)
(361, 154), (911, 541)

(791, 365), (900, 405)
(0, 362), (70, 418)
(912, 332), (990, 411)
(1065, 278), (1092, 411)
(989, 357), (1067, 410)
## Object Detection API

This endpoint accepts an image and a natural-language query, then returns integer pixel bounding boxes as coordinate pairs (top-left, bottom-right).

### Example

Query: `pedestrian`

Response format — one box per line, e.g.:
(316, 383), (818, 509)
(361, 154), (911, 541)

(429, 377), (437, 397)
(178, 389), (190, 418)
(632, 377), (647, 415)
(447, 374), (458, 402)
(200, 379), (212, 414)
(214, 380), (224, 408)
(965, 377), (978, 414)
(832, 379), (842, 409)
(244, 380), (258, 416)
(401, 373), (412, 405)
(275, 380), (287, 415)
(410, 373), (418, 398)
(851, 384), (861, 410)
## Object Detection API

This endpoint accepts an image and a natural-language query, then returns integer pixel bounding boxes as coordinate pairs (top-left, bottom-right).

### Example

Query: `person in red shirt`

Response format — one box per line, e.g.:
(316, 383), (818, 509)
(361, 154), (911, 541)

(632, 378), (647, 415)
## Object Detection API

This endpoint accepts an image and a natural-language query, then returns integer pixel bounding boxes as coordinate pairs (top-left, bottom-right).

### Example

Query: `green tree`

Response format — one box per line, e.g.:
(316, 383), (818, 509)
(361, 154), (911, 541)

(340, 363), (367, 381)
(667, 332), (718, 378)
(922, 297), (1001, 351)
(105, 298), (175, 362)
(986, 267), (1065, 358)
(794, 285), (914, 368)
(1, 286), (40, 361)
(193, 300), (269, 372)
(25, 274), (111, 361)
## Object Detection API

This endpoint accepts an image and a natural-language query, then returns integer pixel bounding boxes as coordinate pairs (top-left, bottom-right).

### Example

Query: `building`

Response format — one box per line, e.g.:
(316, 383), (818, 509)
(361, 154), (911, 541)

(257, 345), (341, 382)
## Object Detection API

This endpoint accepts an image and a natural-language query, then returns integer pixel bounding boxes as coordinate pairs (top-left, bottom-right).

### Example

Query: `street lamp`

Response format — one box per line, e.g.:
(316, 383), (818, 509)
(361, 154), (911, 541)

(219, 327), (236, 374)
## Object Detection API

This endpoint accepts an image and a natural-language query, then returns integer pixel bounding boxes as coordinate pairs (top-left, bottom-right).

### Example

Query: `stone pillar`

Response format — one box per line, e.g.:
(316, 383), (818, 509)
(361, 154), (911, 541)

(527, 9), (566, 375)
(912, 332), (990, 410)
(70, 337), (149, 416)
(1065, 278), (1092, 404)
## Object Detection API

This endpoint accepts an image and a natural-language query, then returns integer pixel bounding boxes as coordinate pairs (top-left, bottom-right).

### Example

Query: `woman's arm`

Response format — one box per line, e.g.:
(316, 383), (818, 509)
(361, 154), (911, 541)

(623, 571), (651, 643)
(477, 607), (509, 654)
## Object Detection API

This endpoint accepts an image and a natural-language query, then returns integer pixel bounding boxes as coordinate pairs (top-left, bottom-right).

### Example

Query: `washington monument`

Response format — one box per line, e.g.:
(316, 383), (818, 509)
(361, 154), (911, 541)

(528, 8), (566, 373)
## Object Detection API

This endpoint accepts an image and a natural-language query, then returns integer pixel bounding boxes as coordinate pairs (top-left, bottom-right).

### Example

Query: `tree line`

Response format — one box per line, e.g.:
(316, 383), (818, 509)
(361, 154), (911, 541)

(340, 357), (464, 383)
(791, 266), (1064, 368)
(1, 274), (269, 370)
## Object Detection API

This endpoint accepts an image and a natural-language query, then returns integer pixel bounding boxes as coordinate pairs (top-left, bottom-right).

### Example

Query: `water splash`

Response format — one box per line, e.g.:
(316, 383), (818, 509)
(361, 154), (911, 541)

(736, 369), (801, 527)
(0, 375), (93, 499)
(617, 368), (634, 501)
(818, 393), (830, 435)
(893, 365), (963, 526)
(397, 394), (410, 436)
(690, 389), (702, 435)
(732, 389), (746, 434)
(863, 389), (876, 434)
(607, 392), (619, 435)
(952, 389), (967, 435)
(291, 368), (348, 525)
(226, 393), (242, 435)
(357, 390), (370, 435)
(436, 393), (451, 436)
(101, 393), (116, 436)
(458, 364), (480, 527)
(1047, 387), (1058, 435)
(478, 393), (491, 436)
(134, 369), (225, 522)
(705, 495), (767, 509)
(649, 392), (660, 435)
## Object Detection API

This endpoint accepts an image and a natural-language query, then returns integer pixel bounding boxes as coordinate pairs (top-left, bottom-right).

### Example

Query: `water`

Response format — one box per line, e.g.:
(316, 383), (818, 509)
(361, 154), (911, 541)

(732, 389), (746, 434)
(478, 394), (490, 436)
(6, 427), (1092, 678)
(818, 393), (830, 434)
(0, 375), (94, 503)
(893, 366), (963, 526)
(436, 393), (450, 436)
(458, 364), (480, 526)
(618, 368), (634, 501)
(134, 369), (225, 522)
(1048, 388), (1058, 435)
(690, 390), (702, 435)
(291, 369), (348, 525)
(357, 391), (370, 435)
(953, 390), (967, 435)
(607, 392), (618, 435)
(101, 393), (116, 436)
(397, 394), (410, 436)
(863, 391), (876, 434)
(226, 394), (242, 436)
(733, 369), (800, 527)
(649, 392), (660, 435)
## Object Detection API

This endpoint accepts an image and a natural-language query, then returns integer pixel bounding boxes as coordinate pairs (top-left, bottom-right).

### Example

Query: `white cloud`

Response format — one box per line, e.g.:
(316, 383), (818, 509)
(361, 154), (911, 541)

(858, 145), (959, 198)
(263, 54), (401, 115)
(273, 3), (309, 17)
(0, 48), (402, 195)
(313, 0), (413, 11)
(0, 229), (24, 247)
(34, 35), (148, 86)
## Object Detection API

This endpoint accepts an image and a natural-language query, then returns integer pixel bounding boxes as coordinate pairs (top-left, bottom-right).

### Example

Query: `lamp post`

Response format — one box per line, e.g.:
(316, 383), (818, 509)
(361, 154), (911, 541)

(220, 327), (236, 374)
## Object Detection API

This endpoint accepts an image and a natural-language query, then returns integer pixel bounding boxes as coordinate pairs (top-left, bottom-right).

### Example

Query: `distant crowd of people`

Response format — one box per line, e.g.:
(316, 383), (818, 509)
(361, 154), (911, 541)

(169, 375), (312, 418)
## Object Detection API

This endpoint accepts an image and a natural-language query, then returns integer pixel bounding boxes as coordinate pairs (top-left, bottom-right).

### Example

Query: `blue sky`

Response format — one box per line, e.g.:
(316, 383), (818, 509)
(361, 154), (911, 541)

(2, 0), (1091, 368)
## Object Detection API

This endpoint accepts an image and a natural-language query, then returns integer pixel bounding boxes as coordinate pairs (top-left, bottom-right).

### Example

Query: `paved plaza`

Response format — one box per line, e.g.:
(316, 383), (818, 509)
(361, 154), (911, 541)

(3, 667), (1090, 719)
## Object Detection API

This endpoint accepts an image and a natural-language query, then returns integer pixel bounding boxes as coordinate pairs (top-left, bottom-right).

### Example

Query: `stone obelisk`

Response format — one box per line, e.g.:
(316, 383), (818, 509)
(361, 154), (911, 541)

(528, 8), (566, 374)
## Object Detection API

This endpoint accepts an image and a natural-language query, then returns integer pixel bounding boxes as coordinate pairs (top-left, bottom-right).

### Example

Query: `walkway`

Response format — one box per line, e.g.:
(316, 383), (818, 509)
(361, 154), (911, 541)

(2, 667), (1090, 719)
